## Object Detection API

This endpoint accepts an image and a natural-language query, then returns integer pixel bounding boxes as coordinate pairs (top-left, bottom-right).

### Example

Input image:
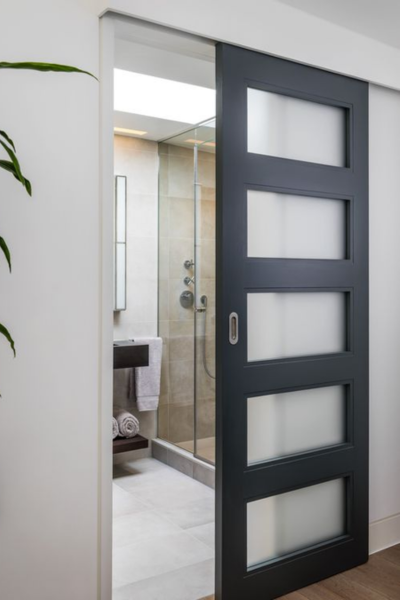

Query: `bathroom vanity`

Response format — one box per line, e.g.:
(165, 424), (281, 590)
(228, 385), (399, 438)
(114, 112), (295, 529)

(113, 340), (149, 454)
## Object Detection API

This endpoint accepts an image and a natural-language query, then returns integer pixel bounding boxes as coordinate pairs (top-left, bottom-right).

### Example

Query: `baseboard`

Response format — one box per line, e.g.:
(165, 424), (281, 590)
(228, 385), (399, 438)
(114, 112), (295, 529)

(369, 512), (400, 554)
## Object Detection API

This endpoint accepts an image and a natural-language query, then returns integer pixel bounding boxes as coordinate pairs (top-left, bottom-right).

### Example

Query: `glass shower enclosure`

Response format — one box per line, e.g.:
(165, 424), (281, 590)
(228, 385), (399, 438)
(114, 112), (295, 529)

(158, 119), (216, 464)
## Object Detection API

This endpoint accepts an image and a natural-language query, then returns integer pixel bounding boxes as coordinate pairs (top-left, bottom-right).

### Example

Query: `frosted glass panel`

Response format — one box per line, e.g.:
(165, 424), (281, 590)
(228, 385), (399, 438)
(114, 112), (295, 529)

(115, 244), (126, 310)
(247, 190), (346, 259)
(247, 292), (346, 361)
(248, 88), (346, 167)
(247, 386), (345, 465)
(247, 479), (345, 568)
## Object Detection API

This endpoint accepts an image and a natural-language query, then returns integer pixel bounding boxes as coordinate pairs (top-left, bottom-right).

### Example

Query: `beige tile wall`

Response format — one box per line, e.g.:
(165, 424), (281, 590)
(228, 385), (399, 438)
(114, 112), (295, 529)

(158, 142), (216, 453)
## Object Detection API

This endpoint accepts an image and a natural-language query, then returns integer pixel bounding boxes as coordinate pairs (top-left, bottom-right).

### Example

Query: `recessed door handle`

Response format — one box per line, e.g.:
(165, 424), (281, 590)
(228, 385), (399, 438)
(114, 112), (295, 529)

(229, 312), (239, 345)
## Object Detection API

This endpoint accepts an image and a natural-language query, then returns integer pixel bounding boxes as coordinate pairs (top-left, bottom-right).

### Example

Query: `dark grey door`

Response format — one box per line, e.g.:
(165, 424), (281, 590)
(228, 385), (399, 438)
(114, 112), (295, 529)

(215, 43), (368, 600)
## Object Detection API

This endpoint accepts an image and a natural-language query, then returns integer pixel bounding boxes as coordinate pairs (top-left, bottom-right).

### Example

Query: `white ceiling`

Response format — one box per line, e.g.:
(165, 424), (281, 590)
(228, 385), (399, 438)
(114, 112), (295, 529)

(113, 112), (196, 141)
(114, 16), (215, 64)
(276, 0), (400, 49)
(113, 17), (215, 142)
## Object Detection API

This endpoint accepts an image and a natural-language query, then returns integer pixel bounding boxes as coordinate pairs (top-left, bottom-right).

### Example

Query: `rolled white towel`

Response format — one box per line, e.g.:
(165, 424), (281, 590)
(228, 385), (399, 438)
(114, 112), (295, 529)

(112, 417), (119, 440)
(113, 408), (139, 439)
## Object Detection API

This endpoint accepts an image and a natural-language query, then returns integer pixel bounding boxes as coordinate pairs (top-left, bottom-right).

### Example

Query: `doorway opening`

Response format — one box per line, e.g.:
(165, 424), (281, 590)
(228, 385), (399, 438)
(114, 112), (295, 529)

(110, 15), (216, 599)
(103, 13), (369, 600)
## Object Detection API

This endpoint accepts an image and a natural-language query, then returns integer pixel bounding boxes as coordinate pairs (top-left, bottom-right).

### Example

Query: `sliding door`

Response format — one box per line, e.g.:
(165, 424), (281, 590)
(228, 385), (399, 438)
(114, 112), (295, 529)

(216, 43), (368, 599)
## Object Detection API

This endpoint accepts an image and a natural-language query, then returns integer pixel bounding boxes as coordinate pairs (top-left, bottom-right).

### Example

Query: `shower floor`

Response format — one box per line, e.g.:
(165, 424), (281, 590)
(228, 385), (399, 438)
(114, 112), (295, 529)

(177, 437), (215, 464)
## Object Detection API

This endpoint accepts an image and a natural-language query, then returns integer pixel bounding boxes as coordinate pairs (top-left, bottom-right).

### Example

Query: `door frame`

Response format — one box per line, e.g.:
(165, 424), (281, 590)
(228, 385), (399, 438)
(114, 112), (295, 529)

(98, 13), (371, 600)
(99, 14), (115, 600)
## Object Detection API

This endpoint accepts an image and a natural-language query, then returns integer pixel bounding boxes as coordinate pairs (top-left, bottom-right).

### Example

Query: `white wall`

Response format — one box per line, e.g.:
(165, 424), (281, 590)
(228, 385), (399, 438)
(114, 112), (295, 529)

(369, 84), (400, 551)
(0, 2), (99, 600)
(113, 136), (158, 340)
(1, 2), (400, 600)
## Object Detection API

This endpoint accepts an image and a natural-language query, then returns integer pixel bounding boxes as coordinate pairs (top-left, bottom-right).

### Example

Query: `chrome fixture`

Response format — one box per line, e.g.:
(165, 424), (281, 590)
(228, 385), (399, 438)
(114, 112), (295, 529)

(184, 276), (195, 285)
(180, 290), (194, 309)
(194, 293), (207, 313)
(184, 259), (195, 269)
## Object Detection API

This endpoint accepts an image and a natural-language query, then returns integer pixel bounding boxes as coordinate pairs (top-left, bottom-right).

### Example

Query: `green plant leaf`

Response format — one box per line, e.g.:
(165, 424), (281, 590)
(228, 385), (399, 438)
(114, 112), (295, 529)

(0, 159), (32, 196)
(0, 62), (97, 80)
(0, 159), (15, 175)
(0, 237), (11, 272)
(0, 130), (16, 152)
(0, 140), (25, 185)
(0, 322), (16, 357)
(24, 177), (32, 196)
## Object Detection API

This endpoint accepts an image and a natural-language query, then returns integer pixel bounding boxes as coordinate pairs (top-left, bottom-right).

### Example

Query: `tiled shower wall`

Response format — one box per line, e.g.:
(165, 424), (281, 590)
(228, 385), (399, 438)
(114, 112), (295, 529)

(158, 142), (216, 450)
(113, 135), (159, 457)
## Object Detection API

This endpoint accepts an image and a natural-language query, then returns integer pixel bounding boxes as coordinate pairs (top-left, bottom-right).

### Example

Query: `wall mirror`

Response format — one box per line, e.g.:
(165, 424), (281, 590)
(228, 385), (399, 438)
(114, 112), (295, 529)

(114, 175), (127, 311)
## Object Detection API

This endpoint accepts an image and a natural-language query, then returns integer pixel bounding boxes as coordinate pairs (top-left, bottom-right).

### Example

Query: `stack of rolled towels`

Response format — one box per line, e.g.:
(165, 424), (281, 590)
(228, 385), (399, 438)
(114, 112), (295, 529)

(113, 407), (140, 439)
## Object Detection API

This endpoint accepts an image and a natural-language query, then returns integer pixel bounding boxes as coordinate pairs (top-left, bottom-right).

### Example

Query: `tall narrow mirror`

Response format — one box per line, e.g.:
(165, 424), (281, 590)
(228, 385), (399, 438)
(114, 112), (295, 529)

(114, 175), (127, 311)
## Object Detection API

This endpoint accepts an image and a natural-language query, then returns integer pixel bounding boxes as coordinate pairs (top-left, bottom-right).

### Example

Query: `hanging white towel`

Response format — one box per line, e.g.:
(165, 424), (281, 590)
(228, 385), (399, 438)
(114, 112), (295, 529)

(131, 337), (162, 411)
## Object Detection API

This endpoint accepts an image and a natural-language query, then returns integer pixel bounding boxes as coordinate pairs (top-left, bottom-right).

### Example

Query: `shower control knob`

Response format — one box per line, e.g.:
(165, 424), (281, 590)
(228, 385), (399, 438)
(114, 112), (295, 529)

(184, 276), (195, 286)
(184, 259), (195, 269)
(180, 291), (194, 309)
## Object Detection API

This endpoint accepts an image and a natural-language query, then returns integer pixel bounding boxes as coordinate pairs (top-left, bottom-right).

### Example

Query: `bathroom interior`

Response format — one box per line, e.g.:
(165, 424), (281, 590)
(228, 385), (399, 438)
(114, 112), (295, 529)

(111, 17), (216, 600)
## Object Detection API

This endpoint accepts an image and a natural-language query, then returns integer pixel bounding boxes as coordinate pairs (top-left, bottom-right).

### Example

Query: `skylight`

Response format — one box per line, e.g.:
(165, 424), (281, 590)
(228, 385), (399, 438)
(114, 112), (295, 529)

(114, 69), (216, 124)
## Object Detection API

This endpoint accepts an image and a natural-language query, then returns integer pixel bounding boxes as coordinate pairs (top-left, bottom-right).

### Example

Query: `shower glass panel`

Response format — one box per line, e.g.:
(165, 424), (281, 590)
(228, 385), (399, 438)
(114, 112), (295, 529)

(158, 119), (216, 465)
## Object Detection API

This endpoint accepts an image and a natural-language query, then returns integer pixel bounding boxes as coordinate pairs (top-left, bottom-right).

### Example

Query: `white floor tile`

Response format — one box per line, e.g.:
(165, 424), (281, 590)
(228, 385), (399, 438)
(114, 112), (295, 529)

(187, 522), (215, 549)
(113, 531), (214, 588)
(113, 484), (150, 518)
(117, 470), (213, 510)
(113, 457), (215, 597)
(113, 559), (214, 600)
(155, 496), (215, 530)
(113, 510), (181, 549)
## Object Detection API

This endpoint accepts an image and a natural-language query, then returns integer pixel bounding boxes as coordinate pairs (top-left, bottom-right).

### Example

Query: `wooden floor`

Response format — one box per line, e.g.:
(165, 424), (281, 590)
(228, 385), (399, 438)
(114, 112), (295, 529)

(202, 544), (400, 599)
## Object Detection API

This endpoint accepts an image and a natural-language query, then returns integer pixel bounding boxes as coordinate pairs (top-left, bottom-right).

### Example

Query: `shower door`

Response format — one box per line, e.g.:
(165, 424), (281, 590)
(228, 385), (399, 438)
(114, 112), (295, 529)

(158, 123), (216, 464)
(215, 44), (368, 599)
